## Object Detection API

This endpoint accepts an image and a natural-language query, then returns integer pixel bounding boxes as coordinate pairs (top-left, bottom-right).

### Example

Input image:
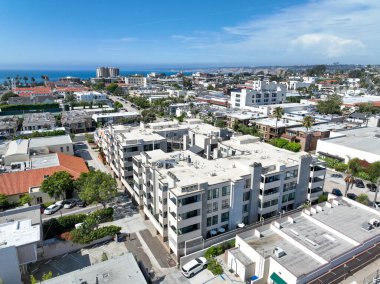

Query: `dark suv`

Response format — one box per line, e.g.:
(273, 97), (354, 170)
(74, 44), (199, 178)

(355, 179), (365, 188)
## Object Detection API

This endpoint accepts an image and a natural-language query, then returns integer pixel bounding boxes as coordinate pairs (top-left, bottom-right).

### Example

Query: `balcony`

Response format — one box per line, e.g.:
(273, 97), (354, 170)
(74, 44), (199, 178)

(309, 177), (324, 189)
(311, 168), (326, 178)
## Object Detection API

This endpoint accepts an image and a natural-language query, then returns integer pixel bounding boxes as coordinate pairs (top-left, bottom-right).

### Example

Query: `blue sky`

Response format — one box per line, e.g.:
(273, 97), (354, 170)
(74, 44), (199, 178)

(0, 0), (379, 69)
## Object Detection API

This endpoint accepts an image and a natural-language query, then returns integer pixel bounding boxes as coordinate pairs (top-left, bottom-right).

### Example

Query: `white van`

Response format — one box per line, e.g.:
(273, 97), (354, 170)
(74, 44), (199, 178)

(181, 257), (208, 278)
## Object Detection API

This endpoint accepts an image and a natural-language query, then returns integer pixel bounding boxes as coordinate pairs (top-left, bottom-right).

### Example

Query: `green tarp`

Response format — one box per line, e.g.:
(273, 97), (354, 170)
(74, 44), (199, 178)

(270, 272), (287, 284)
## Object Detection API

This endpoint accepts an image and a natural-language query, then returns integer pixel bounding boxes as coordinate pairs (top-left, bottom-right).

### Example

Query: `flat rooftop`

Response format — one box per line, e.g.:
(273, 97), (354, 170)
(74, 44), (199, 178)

(320, 127), (380, 156)
(92, 111), (139, 119)
(29, 134), (72, 148)
(44, 253), (146, 284)
(116, 127), (165, 145)
(5, 139), (29, 156)
(30, 153), (60, 169)
(0, 219), (40, 248)
(311, 199), (380, 243)
(254, 117), (301, 128)
(244, 228), (322, 277)
(146, 135), (304, 195)
(287, 122), (359, 133)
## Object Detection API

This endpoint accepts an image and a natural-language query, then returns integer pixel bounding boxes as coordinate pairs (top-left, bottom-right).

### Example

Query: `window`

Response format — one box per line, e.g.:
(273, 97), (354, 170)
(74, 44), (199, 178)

(207, 215), (218, 227)
(222, 199), (230, 209)
(262, 199), (278, 208)
(213, 202), (218, 212)
(244, 179), (251, 189)
(178, 223), (200, 235)
(179, 195), (199, 206)
(207, 188), (219, 200)
(127, 146), (139, 152)
(284, 182), (297, 192)
(207, 203), (212, 213)
(60, 147), (64, 152)
(221, 212), (229, 222)
(144, 144), (153, 151)
(243, 191), (250, 201)
(66, 146), (70, 152)
(262, 175), (280, 183)
(282, 192), (296, 203)
(285, 169), (298, 180)
(222, 186), (230, 196)
(243, 204), (249, 214)
(36, 197), (43, 204)
(260, 187), (279, 196)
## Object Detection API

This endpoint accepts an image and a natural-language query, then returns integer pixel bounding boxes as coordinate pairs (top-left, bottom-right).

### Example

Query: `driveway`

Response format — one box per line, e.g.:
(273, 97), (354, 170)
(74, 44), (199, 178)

(74, 140), (107, 173)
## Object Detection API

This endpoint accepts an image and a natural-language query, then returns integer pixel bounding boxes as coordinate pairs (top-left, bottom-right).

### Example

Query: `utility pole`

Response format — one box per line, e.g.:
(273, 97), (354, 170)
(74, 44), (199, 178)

(374, 177), (380, 208)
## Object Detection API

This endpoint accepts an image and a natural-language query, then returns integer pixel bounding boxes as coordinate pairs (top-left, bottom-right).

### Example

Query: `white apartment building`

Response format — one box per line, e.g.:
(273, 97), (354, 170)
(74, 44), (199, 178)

(132, 135), (325, 258)
(125, 76), (147, 87)
(231, 82), (286, 108)
(74, 91), (108, 103)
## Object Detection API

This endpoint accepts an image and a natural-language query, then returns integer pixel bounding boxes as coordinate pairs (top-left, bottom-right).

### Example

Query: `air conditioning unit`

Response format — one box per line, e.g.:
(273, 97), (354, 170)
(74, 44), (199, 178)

(273, 247), (286, 258)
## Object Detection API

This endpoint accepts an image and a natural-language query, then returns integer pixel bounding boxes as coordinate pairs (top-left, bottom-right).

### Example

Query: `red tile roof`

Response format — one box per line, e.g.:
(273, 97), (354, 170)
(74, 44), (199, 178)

(0, 153), (88, 196)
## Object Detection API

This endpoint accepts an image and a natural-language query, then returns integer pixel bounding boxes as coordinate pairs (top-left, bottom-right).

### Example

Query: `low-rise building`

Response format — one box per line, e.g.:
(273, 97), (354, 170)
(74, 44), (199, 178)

(0, 153), (88, 205)
(0, 219), (41, 282)
(125, 76), (147, 87)
(226, 196), (380, 284)
(22, 112), (56, 131)
(231, 82), (286, 108)
(61, 110), (93, 133)
(0, 115), (19, 135)
(316, 127), (380, 163)
(44, 253), (146, 284)
(92, 111), (140, 125)
(74, 91), (108, 103)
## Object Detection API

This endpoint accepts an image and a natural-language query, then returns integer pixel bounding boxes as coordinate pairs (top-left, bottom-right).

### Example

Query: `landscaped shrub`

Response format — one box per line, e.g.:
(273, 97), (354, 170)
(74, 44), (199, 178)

(91, 207), (114, 223)
(42, 208), (114, 240)
(204, 239), (236, 260)
(71, 225), (121, 244)
(284, 142), (301, 152)
(208, 259), (223, 275)
(270, 138), (289, 148)
(357, 171), (370, 181)
(334, 163), (348, 172)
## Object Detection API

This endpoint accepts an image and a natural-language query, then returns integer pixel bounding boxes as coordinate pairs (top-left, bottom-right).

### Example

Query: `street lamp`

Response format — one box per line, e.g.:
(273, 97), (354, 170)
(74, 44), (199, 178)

(344, 174), (355, 197)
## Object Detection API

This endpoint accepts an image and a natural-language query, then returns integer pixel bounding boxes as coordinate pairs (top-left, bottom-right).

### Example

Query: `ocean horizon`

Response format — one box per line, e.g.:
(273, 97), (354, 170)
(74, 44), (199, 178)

(0, 69), (191, 83)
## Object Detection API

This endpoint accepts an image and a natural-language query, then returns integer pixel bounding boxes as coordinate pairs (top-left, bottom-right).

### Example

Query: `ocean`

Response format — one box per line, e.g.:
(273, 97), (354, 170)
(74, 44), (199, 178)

(0, 69), (189, 83)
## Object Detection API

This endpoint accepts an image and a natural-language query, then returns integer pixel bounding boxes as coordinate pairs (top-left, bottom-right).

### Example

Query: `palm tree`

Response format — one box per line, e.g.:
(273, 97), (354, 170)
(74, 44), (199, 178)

(273, 107), (284, 138)
(31, 77), (36, 87)
(41, 75), (49, 86)
(302, 116), (314, 133)
(23, 76), (28, 87)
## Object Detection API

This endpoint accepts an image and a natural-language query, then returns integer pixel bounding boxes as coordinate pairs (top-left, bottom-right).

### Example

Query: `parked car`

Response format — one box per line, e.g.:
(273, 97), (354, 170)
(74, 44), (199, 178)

(332, 188), (343, 197)
(366, 183), (378, 192)
(347, 193), (357, 200)
(181, 257), (208, 278)
(355, 179), (365, 188)
(375, 202), (380, 210)
(44, 204), (61, 215)
(331, 173), (343, 178)
(76, 200), (87, 207)
(55, 200), (65, 209)
(63, 200), (77, 209)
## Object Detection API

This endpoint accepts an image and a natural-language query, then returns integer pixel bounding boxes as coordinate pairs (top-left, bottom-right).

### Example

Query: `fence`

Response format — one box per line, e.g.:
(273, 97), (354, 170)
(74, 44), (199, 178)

(184, 207), (303, 256)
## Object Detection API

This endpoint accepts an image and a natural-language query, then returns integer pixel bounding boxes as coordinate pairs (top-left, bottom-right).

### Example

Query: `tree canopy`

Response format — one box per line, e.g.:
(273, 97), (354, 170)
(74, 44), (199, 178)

(316, 94), (342, 115)
(0, 91), (18, 102)
(105, 83), (119, 93)
(306, 65), (326, 76)
(40, 171), (74, 200)
(76, 170), (117, 207)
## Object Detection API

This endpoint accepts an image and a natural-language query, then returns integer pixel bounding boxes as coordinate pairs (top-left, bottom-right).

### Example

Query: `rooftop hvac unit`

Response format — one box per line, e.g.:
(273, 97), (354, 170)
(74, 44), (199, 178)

(273, 247), (286, 258)
(156, 162), (163, 168)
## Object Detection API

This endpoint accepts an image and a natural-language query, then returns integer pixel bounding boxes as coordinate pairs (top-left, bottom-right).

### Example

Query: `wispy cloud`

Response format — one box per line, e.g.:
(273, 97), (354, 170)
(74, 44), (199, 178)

(101, 37), (136, 43)
(171, 0), (380, 64)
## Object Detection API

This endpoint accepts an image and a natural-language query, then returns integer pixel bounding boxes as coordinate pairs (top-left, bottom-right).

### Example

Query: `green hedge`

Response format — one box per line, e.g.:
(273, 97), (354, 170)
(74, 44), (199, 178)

(204, 239), (235, 259)
(43, 207), (114, 240)
(270, 138), (301, 152)
(71, 225), (121, 244)
(0, 103), (60, 111)
(13, 130), (66, 140)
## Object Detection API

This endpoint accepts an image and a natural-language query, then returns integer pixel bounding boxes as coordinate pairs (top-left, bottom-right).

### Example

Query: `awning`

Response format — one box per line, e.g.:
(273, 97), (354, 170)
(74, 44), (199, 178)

(188, 145), (204, 154)
(270, 272), (287, 284)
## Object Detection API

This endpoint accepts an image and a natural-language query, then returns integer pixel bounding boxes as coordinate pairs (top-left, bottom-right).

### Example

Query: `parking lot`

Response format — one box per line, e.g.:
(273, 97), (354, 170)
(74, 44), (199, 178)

(324, 169), (379, 204)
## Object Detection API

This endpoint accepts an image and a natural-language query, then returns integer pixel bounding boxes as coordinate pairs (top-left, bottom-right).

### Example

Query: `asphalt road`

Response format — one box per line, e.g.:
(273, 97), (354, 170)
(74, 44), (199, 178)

(41, 203), (101, 221)
(108, 95), (140, 113)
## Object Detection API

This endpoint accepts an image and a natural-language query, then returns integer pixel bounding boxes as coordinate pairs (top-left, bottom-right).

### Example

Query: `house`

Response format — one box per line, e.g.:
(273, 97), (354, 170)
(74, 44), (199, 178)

(61, 110), (93, 133)
(0, 153), (88, 205)
(0, 116), (19, 135)
(22, 112), (56, 131)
